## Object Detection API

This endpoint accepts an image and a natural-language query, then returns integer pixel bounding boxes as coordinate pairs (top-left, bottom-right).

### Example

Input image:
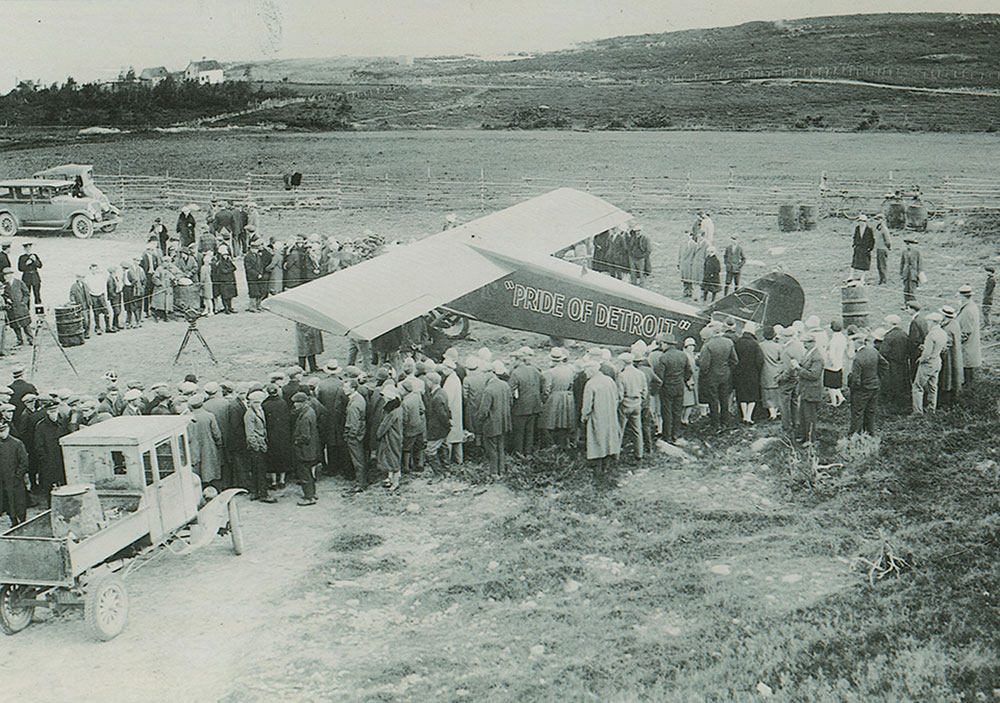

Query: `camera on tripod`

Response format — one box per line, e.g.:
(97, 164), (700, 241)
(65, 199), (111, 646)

(178, 305), (206, 325)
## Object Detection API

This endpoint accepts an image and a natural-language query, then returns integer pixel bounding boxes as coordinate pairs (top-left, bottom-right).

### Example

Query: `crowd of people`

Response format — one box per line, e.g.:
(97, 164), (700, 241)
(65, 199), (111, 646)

(0, 204), (389, 361)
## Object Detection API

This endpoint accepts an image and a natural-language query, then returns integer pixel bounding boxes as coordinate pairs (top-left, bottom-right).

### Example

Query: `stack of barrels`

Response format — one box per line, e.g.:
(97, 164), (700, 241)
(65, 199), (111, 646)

(778, 203), (818, 232)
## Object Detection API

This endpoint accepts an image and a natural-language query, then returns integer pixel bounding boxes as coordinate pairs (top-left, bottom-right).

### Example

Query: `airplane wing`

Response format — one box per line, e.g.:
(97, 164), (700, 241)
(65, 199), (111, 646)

(262, 188), (631, 339)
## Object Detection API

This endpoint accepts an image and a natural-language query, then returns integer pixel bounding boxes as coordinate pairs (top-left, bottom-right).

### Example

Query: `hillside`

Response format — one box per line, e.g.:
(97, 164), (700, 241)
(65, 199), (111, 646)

(227, 13), (1000, 133)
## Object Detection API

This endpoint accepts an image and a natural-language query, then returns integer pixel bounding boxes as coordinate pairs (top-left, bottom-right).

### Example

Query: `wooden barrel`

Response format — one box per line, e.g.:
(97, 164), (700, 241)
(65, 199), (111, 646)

(886, 201), (906, 229)
(798, 203), (817, 230)
(841, 283), (869, 328)
(778, 204), (798, 231)
(174, 281), (200, 312)
(54, 304), (85, 347)
(51, 484), (104, 541)
(906, 204), (928, 231)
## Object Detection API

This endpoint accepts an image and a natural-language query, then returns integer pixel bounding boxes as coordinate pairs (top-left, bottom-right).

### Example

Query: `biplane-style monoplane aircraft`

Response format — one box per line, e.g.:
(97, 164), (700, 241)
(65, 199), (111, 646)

(262, 188), (804, 348)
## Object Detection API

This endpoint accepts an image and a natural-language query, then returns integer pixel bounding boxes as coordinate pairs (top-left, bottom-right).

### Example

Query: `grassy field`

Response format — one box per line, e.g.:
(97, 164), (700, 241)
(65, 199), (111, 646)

(2, 130), (1000, 700)
(219, 13), (1000, 132)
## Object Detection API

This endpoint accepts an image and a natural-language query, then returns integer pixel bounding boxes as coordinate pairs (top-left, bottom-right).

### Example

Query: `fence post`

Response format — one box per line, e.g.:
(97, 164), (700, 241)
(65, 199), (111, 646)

(385, 173), (390, 211)
(118, 161), (125, 209)
(479, 168), (486, 211)
(336, 171), (342, 211)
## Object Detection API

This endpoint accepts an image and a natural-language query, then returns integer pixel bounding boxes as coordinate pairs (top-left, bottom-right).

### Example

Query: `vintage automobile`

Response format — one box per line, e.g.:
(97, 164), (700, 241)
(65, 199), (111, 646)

(0, 416), (245, 640)
(33, 164), (121, 230)
(0, 178), (121, 239)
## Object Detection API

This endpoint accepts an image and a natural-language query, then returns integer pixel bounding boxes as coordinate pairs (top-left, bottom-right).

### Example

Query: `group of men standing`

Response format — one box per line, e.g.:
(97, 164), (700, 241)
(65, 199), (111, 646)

(592, 224), (653, 285)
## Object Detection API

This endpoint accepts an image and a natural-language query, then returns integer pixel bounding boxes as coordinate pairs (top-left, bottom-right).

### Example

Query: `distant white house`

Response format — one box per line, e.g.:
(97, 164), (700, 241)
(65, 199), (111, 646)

(185, 60), (225, 84)
(139, 66), (169, 86)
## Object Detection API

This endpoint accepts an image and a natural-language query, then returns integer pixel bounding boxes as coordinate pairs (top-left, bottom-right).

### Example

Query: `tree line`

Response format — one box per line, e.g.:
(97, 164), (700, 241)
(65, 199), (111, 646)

(0, 75), (295, 127)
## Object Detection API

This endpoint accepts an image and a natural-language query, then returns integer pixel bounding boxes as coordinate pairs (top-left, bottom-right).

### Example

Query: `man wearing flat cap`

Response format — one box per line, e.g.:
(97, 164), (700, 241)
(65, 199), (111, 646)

(508, 346), (542, 457)
(3, 267), (33, 347)
(34, 399), (69, 503)
(245, 390), (276, 502)
(188, 394), (223, 486)
(9, 366), (37, 422)
(291, 392), (320, 505)
(957, 284), (981, 388)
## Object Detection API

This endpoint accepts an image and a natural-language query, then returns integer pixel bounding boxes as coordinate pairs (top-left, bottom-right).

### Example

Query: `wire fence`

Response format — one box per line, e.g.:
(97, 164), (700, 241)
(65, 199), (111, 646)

(91, 169), (1000, 218)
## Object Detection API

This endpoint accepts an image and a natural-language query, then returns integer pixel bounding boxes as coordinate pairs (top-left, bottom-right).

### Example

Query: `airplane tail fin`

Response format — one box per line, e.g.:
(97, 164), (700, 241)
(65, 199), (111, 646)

(702, 272), (805, 329)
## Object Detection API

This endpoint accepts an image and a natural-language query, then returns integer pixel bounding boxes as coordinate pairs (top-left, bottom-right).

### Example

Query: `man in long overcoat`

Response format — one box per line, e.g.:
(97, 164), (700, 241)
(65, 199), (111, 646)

(793, 333), (824, 444)
(376, 385), (403, 490)
(34, 401), (69, 501)
(508, 347), (542, 457)
(187, 394), (223, 485)
(880, 314), (910, 409)
(538, 348), (576, 448)
(957, 285), (982, 387)
(3, 267), (33, 345)
(581, 364), (621, 477)
(244, 240), (270, 312)
(262, 384), (292, 488)
(899, 238), (922, 308)
(291, 392), (320, 505)
(0, 420), (29, 526)
(850, 215), (875, 282)
(477, 361), (512, 477)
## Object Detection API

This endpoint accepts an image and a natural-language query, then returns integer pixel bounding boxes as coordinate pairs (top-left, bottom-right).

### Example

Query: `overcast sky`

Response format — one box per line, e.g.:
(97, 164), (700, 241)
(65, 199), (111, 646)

(2, 0), (996, 91)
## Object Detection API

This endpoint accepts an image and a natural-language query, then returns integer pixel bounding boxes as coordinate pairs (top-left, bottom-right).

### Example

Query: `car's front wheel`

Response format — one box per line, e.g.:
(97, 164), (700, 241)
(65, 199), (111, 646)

(71, 214), (94, 239)
(0, 213), (17, 237)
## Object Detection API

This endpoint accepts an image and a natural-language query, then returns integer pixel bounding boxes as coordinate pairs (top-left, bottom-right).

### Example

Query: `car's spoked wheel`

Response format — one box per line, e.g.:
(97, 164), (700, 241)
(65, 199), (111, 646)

(84, 576), (128, 641)
(0, 213), (17, 237)
(0, 584), (36, 635)
(71, 215), (94, 239)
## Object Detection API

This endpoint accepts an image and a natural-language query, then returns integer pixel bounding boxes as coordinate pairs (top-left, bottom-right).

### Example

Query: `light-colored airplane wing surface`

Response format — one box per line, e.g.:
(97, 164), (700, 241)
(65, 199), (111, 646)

(448, 187), (630, 258)
(262, 238), (511, 338)
(262, 188), (633, 339)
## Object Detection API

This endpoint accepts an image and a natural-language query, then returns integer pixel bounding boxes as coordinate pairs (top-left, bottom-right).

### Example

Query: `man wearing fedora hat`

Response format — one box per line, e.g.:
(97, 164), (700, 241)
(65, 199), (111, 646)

(654, 333), (692, 444)
(539, 348), (575, 448)
(847, 330), (887, 436)
(957, 284), (981, 388)
(938, 306), (963, 407)
(0, 242), (11, 273)
(912, 311), (947, 414)
(477, 361), (512, 477)
(873, 213), (893, 285)
(508, 347), (542, 457)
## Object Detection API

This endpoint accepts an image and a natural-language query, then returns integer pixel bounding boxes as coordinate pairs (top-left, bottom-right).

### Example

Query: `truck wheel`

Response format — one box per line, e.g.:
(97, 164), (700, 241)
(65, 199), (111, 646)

(84, 576), (128, 641)
(100, 223), (118, 234)
(228, 499), (244, 555)
(71, 215), (94, 239)
(0, 213), (17, 237)
(0, 584), (36, 635)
